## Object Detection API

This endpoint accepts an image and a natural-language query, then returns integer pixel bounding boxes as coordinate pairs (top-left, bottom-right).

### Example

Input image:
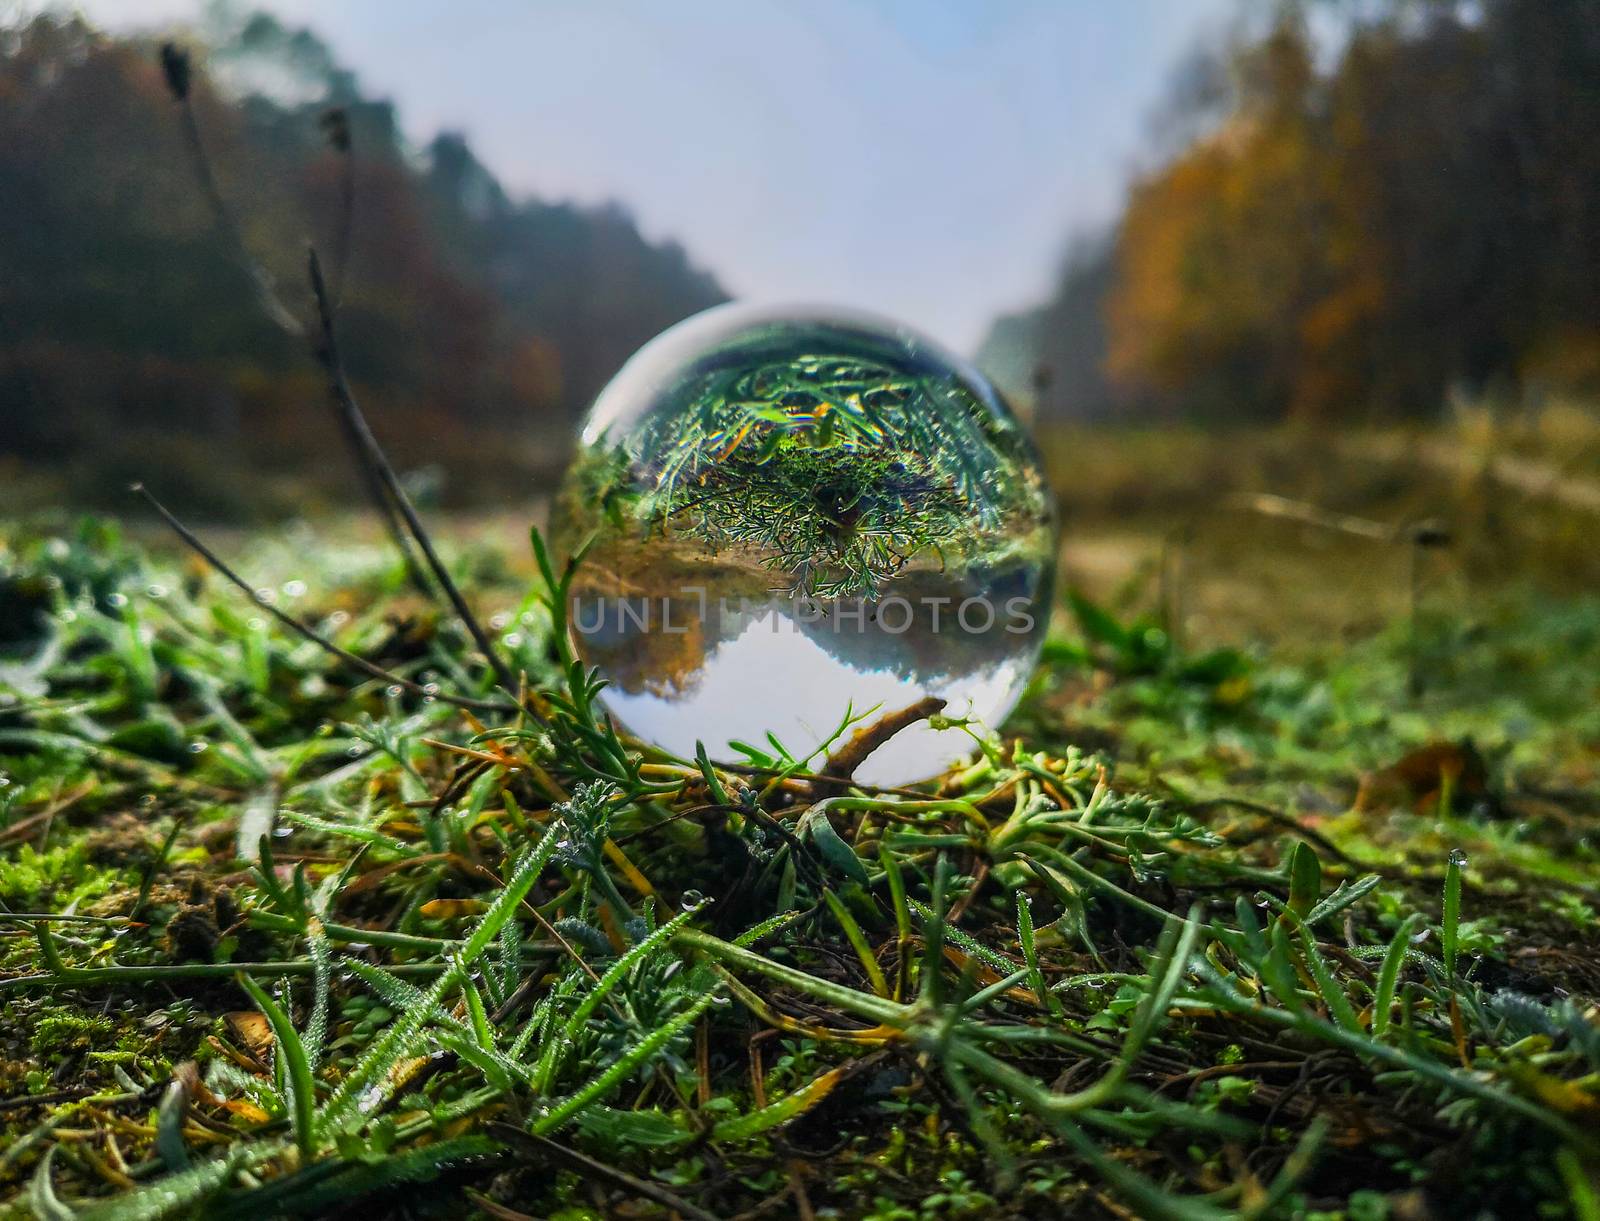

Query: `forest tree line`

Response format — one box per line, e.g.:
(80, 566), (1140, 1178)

(982, 0), (1600, 425)
(0, 12), (725, 511)
(7, 0), (1597, 518)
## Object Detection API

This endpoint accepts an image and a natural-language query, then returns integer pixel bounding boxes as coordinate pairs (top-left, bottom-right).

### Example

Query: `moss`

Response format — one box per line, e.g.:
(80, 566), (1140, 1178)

(0, 842), (124, 908)
(30, 1011), (115, 1056)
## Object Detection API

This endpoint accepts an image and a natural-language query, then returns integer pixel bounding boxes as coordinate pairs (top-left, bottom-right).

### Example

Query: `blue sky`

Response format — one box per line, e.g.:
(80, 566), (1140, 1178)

(43, 0), (1241, 352)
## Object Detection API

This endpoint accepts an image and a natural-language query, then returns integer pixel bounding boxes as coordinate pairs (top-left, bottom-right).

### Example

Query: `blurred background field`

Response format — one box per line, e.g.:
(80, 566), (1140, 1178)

(3, 4), (1599, 483)
(3, 0), (1599, 656)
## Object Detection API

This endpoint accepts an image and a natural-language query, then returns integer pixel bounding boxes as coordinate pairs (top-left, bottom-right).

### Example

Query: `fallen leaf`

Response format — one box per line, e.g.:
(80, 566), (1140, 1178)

(223, 1011), (275, 1062)
(419, 898), (489, 919)
(1355, 740), (1492, 814)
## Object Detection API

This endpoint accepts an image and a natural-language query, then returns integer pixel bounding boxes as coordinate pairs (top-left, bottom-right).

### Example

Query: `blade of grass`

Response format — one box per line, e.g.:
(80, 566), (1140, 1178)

(1372, 913), (1425, 1038)
(321, 825), (559, 1128)
(822, 888), (889, 999)
(1442, 848), (1465, 980)
(531, 991), (719, 1135)
(237, 974), (317, 1156)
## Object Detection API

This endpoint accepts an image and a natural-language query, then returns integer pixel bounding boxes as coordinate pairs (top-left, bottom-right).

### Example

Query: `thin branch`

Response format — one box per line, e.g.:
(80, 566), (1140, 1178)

(1226, 492), (1396, 543)
(822, 696), (947, 783)
(331, 389), (438, 597)
(1181, 793), (1372, 871)
(306, 247), (522, 698)
(130, 484), (513, 716)
(306, 108), (433, 594)
(161, 43), (301, 338)
(159, 43), (433, 596)
(319, 106), (355, 309)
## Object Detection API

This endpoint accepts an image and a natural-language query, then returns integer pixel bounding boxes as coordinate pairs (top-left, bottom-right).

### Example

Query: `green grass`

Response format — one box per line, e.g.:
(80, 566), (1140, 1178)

(0, 513), (1597, 1220)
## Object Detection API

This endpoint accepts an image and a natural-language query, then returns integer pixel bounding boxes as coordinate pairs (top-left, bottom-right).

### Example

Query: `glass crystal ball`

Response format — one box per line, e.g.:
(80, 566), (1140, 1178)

(551, 303), (1057, 785)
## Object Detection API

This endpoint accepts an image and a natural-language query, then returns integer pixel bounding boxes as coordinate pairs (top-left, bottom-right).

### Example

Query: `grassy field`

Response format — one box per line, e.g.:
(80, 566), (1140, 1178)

(0, 422), (1597, 1219)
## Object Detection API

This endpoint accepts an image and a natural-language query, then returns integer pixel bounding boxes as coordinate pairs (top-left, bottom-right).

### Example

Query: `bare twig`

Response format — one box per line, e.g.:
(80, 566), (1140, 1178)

(0, 781), (94, 847)
(305, 248), (521, 698)
(161, 43), (301, 338)
(1228, 492), (1396, 542)
(159, 43), (432, 596)
(131, 484), (513, 716)
(822, 696), (947, 783)
(319, 106), (355, 309)
(1180, 793), (1370, 870)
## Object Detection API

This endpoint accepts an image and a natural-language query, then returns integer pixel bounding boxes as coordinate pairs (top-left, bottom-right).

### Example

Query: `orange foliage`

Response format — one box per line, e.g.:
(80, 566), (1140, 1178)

(1100, 3), (1600, 423)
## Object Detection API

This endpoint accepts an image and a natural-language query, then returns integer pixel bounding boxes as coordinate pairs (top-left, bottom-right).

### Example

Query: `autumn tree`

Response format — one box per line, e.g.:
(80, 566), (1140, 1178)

(988, 0), (1600, 425)
(0, 12), (725, 511)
